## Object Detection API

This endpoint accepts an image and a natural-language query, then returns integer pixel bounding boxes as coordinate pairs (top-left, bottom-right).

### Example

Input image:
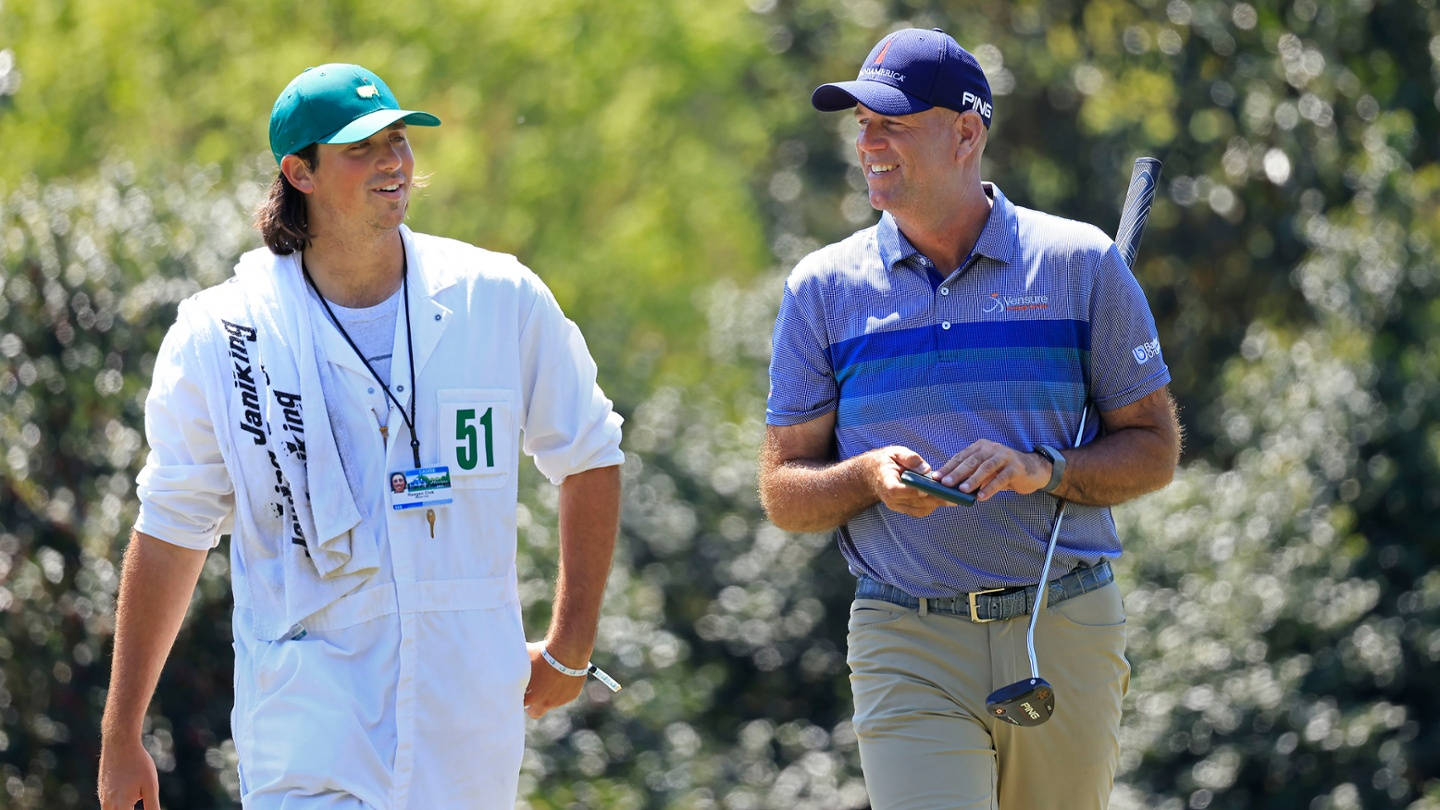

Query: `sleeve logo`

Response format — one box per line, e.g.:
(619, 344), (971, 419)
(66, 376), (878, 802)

(1132, 338), (1162, 364)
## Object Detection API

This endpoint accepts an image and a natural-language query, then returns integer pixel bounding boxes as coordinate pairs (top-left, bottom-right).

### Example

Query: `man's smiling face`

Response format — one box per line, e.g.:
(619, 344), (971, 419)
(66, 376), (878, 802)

(853, 103), (962, 219)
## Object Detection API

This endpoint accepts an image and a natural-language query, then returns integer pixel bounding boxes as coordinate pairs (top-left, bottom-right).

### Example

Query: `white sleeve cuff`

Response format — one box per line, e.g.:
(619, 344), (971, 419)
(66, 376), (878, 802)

(134, 462), (234, 550)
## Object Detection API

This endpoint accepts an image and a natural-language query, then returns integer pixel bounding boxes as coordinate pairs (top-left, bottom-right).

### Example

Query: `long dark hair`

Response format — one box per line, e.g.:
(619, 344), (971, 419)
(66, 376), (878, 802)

(253, 144), (318, 255)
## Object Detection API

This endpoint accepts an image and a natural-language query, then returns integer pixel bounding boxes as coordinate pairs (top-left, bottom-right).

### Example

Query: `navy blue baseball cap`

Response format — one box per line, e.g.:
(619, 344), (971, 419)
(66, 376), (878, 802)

(268, 64), (441, 166)
(812, 28), (993, 127)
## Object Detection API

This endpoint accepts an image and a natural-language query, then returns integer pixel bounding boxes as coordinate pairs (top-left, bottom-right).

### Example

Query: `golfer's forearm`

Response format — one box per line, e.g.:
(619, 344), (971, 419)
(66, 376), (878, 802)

(545, 465), (621, 665)
(102, 531), (207, 739)
(1052, 427), (1177, 506)
(759, 453), (878, 534)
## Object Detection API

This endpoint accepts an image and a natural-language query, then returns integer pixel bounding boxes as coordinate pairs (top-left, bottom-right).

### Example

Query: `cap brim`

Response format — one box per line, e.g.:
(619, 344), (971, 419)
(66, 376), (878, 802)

(319, 108), (442, 145)
(811, 80), (933, 115)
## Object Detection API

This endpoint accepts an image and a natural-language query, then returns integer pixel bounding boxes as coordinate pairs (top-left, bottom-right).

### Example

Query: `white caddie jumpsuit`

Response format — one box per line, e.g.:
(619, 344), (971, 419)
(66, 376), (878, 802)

(135, 226), (624, 808)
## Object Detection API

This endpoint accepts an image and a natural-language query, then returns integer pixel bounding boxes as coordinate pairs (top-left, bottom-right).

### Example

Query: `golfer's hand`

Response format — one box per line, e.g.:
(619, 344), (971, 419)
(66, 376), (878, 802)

(935, 439), (1050, 501)
(869, 446), (950, 518)
(523, 642), (586, 719)
(98, 736), (160, 810)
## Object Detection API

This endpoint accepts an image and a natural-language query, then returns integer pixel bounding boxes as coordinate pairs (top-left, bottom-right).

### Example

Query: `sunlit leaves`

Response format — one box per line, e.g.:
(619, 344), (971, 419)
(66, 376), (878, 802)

(3, 0), (1439, 807)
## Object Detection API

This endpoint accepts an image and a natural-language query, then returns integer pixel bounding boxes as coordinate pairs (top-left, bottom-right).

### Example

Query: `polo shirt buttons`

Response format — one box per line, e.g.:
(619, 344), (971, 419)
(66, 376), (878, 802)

(941, 321), (952, 330)
(940, 287), (950, 296)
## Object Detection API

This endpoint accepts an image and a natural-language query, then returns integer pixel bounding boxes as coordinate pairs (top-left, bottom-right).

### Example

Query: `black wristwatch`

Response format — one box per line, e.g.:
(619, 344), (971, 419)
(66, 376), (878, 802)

(1034, 444), (1066, 494)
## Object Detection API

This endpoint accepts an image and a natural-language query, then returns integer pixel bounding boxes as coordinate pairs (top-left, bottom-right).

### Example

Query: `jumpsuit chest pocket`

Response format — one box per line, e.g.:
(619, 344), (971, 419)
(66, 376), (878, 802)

(436, 388), (515, 489)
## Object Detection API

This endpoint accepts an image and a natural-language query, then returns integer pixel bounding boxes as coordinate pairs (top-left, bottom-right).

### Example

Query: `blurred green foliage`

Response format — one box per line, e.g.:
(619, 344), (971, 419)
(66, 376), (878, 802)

(2, 0), (1438, 808)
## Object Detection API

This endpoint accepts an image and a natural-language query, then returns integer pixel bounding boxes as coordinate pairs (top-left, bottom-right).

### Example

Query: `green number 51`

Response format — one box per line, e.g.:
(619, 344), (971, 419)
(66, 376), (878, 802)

(455, 407), (494, 470)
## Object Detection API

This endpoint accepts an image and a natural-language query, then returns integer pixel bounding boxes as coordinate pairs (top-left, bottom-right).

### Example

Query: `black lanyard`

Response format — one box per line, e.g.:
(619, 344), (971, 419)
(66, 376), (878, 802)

(302, 251), (422, 468)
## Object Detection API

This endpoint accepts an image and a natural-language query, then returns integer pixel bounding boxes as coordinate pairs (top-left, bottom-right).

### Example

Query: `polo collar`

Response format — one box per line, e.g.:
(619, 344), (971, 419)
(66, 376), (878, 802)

(876, 182), (1020, 274)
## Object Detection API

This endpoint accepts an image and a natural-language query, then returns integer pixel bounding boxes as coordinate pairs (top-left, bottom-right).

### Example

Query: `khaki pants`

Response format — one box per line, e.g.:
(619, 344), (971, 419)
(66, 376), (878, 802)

(846, 582), (1130, 810)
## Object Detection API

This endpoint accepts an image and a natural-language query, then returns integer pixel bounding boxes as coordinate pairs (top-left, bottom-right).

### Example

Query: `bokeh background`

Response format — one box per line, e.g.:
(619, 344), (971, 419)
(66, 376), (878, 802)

(2, 0), (1438, 807)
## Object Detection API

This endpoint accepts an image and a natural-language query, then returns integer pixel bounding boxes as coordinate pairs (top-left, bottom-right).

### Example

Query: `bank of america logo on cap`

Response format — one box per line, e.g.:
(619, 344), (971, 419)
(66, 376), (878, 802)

(873, 37), (895, 65)
(811, 28), (994, 127)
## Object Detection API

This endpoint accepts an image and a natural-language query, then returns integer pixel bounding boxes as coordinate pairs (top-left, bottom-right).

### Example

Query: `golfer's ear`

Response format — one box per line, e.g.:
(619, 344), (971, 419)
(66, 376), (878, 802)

(954, 112), (986, 162)
(281, 153), (316, 193)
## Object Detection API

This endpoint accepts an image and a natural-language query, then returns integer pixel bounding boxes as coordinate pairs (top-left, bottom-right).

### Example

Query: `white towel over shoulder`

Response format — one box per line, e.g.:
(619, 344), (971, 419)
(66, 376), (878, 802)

(185, 248), (381, 640)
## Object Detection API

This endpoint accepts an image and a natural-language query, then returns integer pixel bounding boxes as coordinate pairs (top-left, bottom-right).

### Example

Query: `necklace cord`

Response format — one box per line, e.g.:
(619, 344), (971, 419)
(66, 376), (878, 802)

(302, 250), (422, 468)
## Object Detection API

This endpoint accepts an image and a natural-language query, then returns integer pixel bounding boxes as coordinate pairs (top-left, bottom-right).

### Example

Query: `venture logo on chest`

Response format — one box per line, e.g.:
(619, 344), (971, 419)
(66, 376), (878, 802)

(981, 292), (1051, 315)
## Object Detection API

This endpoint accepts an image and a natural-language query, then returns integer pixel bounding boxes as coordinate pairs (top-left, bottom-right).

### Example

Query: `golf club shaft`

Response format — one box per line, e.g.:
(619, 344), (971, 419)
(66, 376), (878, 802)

(1025, 406), (1088, 678)
(1024, 156), (1164, 679)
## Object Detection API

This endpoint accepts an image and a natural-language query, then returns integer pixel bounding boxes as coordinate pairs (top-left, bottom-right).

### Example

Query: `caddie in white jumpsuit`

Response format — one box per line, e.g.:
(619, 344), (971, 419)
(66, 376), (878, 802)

(98, 64), (625, 810)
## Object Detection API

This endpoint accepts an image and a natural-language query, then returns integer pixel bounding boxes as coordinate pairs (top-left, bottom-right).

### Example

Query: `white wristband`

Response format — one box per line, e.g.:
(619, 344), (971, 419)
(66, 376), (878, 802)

(541, 647), (589, 677)
(540, 647), (623, 693)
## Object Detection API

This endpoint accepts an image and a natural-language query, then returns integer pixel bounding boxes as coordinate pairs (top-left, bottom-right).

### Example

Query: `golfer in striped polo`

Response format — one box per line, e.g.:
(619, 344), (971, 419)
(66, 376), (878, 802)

(759, 28), (1180, 809)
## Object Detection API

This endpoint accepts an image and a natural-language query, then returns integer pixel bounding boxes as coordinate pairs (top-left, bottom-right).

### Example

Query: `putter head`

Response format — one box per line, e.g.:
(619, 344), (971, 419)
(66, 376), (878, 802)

(986, 677), (1054, 727)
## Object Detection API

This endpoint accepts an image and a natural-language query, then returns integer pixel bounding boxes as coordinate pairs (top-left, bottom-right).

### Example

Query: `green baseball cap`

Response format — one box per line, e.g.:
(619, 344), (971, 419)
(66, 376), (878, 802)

(268, 63), (441, 166)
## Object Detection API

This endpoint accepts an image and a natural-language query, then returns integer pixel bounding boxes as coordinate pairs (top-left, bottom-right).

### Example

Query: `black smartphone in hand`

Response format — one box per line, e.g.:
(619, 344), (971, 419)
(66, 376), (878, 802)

(899, 469), (977, 506)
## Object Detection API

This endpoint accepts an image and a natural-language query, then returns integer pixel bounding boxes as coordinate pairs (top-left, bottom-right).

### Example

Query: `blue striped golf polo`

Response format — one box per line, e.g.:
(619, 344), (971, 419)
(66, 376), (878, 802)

(766, 183), (1170, 596)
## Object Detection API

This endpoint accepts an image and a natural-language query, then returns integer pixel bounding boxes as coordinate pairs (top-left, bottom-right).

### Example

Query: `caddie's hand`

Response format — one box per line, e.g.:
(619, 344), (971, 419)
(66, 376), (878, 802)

(98, 735), (161, 810)
(869, 446), (950, 518)
(523, 641), (587, 719)
(936, 439), (1050, 501)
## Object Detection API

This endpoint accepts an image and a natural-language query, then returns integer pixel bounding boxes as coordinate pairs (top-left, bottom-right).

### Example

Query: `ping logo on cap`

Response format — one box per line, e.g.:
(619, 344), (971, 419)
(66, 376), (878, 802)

(963, 90), (993, 119)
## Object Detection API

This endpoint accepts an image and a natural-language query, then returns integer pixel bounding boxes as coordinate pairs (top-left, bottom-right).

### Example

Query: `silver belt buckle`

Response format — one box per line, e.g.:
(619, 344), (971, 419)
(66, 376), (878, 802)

(967, 588), (1006, 623)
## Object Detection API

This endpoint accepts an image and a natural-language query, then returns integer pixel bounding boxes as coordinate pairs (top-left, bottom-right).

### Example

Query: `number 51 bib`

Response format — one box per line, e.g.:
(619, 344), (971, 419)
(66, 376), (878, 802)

(436, 389), (513, 489)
